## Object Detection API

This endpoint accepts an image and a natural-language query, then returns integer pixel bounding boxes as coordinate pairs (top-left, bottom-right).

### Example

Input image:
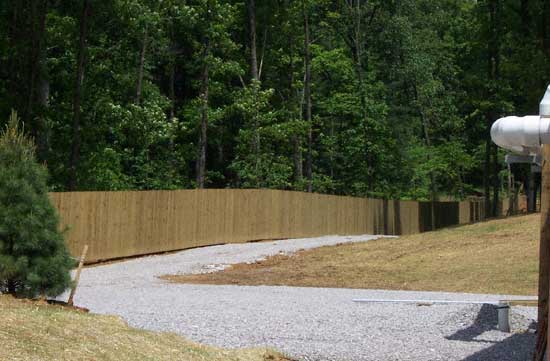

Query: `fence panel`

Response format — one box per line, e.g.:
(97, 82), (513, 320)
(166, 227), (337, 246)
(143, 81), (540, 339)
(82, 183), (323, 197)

(49, 190), (503, 262)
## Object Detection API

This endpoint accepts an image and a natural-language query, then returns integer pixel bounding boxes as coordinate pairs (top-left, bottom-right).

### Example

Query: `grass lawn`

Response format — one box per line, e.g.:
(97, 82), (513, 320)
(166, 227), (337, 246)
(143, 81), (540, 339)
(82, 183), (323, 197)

(0, 295), (288, 361)
(162, 214), (539, 296)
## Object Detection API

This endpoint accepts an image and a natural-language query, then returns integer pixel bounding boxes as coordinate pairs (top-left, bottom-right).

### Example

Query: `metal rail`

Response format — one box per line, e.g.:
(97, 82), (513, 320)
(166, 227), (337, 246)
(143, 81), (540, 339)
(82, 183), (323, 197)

(353, 298), (500, 305)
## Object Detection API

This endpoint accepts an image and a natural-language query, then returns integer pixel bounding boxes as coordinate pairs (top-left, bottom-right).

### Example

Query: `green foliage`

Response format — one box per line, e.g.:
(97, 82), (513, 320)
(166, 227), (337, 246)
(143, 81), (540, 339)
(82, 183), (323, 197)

(230, 81), (289, 188)
(0, 112), (73, 297)
(0, 0), (545, 200)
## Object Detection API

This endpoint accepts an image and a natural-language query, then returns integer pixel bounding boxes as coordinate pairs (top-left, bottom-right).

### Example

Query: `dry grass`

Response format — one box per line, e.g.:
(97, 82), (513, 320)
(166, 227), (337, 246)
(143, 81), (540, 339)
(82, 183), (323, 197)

(162, 214), (539, 296)
(0, 295), (290, 361)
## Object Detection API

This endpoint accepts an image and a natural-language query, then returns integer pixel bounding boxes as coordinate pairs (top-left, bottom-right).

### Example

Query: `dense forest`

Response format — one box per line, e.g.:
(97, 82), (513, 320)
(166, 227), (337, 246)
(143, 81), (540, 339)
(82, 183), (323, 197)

(1, 0), (549, 213)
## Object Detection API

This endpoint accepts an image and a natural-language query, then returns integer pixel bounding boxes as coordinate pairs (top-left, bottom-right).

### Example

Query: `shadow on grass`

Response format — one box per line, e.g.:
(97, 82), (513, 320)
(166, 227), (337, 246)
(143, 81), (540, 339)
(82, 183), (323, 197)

(445, 304), (535, 361)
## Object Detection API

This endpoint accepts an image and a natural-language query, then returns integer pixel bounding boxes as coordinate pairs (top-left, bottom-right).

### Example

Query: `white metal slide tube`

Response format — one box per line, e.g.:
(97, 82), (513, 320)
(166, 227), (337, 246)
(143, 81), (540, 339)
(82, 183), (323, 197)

(490, 85), (550, 154)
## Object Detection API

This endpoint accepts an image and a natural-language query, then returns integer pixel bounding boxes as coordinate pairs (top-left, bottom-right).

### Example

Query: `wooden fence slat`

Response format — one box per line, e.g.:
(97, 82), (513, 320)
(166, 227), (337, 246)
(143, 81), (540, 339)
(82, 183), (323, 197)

(49, 189), (502, 263)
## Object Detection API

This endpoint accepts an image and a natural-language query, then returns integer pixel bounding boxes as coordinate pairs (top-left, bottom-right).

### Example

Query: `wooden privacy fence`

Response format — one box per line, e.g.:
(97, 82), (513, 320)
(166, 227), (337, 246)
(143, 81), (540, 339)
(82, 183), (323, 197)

(49, 189), (502, 263)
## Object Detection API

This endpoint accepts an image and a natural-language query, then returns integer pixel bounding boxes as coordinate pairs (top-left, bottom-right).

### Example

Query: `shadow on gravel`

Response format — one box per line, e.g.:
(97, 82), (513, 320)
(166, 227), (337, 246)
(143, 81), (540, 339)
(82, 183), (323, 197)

(457, 331), (534, 361)
(445, 304), (535, 361)
(446, 304), (500, 342)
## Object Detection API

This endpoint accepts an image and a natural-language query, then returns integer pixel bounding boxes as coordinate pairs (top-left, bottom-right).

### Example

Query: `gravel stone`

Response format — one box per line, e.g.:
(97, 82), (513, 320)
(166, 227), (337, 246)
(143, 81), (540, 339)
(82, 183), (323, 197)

(66, 234), (537, 361)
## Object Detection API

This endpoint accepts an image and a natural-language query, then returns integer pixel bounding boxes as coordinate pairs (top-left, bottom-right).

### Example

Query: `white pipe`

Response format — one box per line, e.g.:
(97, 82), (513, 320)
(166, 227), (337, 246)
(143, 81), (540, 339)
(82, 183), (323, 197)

(490, 85), (550, 155)
(490, 115), (546, 154)
(352, 299), (500, 305)
(541, 84), (550, 117)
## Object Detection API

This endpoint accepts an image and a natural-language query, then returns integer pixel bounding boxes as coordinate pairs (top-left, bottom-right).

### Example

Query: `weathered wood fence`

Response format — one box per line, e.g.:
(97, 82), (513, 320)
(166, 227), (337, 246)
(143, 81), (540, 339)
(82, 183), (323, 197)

(49, 189), (510, 263)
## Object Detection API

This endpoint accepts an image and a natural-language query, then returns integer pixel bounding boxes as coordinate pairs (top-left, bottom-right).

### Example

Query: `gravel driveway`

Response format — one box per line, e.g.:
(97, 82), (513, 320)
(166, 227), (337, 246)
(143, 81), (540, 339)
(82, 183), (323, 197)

(69, 235), (537, 361)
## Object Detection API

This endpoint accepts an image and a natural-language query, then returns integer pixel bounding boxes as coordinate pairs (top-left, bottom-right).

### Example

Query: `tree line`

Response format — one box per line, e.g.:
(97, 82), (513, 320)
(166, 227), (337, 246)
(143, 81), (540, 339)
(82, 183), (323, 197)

(1, 0), (549, 215)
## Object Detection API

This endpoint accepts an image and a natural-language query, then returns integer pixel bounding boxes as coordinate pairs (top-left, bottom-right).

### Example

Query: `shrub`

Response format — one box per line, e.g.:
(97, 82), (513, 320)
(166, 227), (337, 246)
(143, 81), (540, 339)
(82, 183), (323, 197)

(0, 111), (73, 297)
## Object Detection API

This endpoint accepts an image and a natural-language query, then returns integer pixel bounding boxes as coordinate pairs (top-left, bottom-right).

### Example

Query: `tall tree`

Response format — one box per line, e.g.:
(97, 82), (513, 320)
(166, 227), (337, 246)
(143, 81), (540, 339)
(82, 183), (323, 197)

(196, 6), (210, 189)
(28, 0), (50, 162)
(543, 0), (550, 54)
(135, 26), (148, 105)
(489, 0), (501, 218)
(247, 0), (259, 82)
(67, 0), (91, 191)
(289, 43), (303, 186)
(303, 0), (313, 192)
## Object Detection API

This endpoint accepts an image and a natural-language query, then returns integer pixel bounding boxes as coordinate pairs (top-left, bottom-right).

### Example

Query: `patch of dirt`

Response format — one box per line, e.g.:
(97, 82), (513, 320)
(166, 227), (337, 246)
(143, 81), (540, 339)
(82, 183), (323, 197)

(161, 214), (539, 296)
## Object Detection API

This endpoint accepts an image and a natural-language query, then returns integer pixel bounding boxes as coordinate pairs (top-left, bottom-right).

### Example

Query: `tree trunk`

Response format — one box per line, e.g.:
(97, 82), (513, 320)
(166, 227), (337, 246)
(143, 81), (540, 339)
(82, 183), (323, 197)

(485, 0), (501, 217)
(135, 26), (148, 105)
(28, 0), (50, 162)
(246, 0), (262, 185)
(534, 144), (550, 361)
(351, 2), (373, 190)
(25, 0), (39, 123)
(285, 5), (302, 186)
(415, 83), (437, 230)
(287, 10), (294, 99)
(329, 118), (335, 180)
(68, 0), (91, 191)
(506, 164), (514, 216)
(36, 75), (50, 162)
(37, 0), (50, 162)
(292, 136), (303, 184)
(7, 1), (22, 103)
(258, 27), (268, 81)
(169, 60), (176, 121)
(529, 172), (537, 212)
(352, 1), (368, 122)
(196, 37), (210, 189)
(7, 280), (16, 294)
(492, 143), (500, 216)
(492, 0), (501, 217)
(484, 138), (492, 216)
(520, 0), (530, 36)
(303, 0), (313, 193)
(543, 0), (550, 54)
(247, 0), (258, 81)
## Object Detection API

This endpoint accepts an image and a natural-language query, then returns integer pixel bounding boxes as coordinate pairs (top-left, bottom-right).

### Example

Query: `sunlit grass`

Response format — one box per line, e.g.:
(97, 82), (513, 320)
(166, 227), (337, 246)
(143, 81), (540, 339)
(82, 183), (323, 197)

(0, 295), (289, 361)
(163, 214), (539, 296)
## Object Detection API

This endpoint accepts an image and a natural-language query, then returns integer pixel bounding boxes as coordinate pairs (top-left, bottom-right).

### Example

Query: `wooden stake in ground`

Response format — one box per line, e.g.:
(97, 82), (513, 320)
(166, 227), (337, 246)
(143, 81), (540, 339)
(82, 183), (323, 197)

(68, 245), (88, 306)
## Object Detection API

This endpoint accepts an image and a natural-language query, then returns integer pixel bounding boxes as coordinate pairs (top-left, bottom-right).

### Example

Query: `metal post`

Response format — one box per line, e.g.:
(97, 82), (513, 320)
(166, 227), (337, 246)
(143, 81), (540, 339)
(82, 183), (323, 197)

(353, 298), (516, 333)
(497, 301), (510, 333)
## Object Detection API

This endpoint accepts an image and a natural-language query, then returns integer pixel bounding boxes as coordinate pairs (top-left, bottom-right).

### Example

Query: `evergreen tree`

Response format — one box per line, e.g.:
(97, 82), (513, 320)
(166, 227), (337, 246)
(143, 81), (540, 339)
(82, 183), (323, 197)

(0, 112), (73, 297)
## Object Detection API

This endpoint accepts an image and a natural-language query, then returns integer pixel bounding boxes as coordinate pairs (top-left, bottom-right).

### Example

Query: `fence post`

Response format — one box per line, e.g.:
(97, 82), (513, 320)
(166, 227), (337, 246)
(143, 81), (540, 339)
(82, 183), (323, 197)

(497, 301), (510, 333)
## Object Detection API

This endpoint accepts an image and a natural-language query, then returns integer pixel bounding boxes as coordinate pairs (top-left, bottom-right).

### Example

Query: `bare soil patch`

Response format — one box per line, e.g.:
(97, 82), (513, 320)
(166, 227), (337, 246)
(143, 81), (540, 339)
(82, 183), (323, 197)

(162, 214), (538, 296)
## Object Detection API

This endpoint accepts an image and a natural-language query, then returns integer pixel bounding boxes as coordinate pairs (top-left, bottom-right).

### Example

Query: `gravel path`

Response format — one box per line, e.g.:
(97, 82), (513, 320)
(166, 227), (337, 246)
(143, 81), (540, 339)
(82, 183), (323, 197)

(69, 234), (537, 361)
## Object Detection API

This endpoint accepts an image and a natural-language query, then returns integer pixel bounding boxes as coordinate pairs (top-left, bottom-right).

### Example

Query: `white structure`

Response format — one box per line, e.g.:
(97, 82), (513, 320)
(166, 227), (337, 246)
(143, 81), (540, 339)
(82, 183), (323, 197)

(490, 85), (550, 212)
(491, 85), (550, 156)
